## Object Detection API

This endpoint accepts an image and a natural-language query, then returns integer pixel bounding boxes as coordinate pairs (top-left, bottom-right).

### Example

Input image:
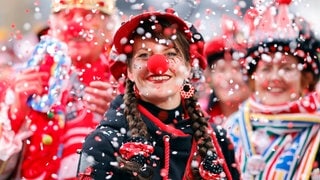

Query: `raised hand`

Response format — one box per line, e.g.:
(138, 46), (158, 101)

(9, 67), (50, 120)
(83, 80), (118, 116)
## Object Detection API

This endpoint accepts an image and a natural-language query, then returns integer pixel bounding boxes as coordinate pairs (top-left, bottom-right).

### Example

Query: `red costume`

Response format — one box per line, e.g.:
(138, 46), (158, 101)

(16, 55), (112, 179)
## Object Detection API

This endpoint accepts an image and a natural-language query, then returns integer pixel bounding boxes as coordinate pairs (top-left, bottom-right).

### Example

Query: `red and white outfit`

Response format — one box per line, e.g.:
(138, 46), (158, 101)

(6, 55), (112, 180)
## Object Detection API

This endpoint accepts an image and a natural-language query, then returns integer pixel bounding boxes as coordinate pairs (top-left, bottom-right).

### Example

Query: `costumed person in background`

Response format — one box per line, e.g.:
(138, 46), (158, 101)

(202, 16), (250, 126)
(0, 43), (16, 102)
(227, 0), (320, 179)
(0, 35), (38, 179)
(77, 9), (240, 179)
(0, 0), (120, 179)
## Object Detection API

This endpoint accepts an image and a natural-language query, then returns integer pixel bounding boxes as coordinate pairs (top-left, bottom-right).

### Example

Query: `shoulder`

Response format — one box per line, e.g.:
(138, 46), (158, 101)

(83, 95), (128, 152)
(99, 94), (127, 129)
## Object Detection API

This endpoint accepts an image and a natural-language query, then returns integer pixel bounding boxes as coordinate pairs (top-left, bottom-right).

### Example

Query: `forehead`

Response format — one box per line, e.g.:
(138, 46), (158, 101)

(132, 36), (175, 48)
(133, 40), (177, 55)
(259, 52), (299, 65)
(213, 59), (241, 66)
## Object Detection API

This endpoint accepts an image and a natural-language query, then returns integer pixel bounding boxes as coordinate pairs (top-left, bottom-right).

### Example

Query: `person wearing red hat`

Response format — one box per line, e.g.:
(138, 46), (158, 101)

(0, 0), (121, 179)
(77, 9), (240, 179)
(227, 0), (320, 179)
(202, 16), (251, 126)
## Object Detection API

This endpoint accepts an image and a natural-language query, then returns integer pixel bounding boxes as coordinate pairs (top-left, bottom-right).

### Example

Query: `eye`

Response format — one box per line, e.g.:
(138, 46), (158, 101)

(214, 66), (226, 73)
(166, 52), (178, 58)
(283, 66), (292, 71)
(260, 66), (271, 72)
(281, 65), (294, 72)
(135, 52), (150, 60)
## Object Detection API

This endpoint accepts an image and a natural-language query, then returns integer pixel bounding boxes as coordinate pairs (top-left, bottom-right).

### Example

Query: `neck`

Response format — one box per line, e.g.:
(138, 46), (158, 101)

(141, 95), (181, 110)
(219, 101), (241, 117)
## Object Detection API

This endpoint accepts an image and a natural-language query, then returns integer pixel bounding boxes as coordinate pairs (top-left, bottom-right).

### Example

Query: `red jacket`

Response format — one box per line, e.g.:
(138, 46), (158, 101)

(18, 57), (112, 179)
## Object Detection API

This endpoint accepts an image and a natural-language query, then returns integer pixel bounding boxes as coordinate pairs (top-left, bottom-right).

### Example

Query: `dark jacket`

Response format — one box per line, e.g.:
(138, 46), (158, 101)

(77, 95), (240, 179)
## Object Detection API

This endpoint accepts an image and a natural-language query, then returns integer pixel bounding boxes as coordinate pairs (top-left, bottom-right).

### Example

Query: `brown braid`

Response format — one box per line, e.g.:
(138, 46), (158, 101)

(185, 95), (215, 178)
(123, 79), (149, 138)
(118, 79), (153, 179)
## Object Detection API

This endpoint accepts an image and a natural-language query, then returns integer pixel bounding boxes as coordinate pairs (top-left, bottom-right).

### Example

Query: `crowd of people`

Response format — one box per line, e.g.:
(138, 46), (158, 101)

(0, 0), (319, 179)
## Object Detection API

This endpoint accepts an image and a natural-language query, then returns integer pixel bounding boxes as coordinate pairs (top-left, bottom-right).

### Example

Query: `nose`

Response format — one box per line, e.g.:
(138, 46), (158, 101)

(66, 21), (83, 37)
(147, 54), (169, 74)
(225, 70), (233, 80)
(269, 68), (282, 84)
(65, 11), (85, 36)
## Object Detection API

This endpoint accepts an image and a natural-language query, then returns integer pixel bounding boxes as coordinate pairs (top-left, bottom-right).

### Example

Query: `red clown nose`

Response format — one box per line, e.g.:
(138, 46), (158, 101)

(147, 54), (169, 74)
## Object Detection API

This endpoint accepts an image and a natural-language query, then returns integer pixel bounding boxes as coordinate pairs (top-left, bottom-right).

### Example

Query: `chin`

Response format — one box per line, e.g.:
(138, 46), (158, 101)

(142, 89), (176, 101)
(262, 98), (288, 106)
(143, 92), (172, 99)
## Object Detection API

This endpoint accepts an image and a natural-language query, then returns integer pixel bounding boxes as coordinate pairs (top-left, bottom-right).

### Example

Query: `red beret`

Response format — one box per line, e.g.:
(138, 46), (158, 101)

(203, 38), (226, 58)
(110, 9), (206, 80)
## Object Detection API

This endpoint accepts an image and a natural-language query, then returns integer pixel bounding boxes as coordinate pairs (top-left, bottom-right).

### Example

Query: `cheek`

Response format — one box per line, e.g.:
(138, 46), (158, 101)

(258, 80), (269, 89)
(212, 73), (225, 82)
(131, 61), (148, 78)
(168, 58), (184, 71)
(132, 61), (147, 71)
(283, 74), (301, 82)
(171, 61), (190, 78)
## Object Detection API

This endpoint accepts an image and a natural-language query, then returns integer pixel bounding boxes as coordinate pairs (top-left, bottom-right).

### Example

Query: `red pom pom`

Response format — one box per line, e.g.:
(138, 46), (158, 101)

(98, 1), (105, 7)
(147, 54), (169, 74)
(165, 8), (175, 14)
(277, 0), (292, 5)
(123, 44), (133, 54)
(163, 27), (173, 37)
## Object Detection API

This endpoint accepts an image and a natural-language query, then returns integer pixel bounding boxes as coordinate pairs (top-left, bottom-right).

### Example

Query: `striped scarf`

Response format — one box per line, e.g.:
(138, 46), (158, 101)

(227, 92), (320, 180)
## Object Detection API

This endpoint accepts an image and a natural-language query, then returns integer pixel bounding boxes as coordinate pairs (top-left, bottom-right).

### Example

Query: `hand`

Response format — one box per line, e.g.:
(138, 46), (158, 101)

(311, 168), (320, 180)
(84, 80), (118, 116)
(9, 67), (49, 120)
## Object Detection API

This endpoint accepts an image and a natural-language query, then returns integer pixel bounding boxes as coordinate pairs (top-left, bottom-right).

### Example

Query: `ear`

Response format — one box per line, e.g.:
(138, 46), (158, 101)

(185, 63), (194, 79)
(127, 67), (134, 82)
(301, 71), (314, 92)
(204, 67), (212, 80)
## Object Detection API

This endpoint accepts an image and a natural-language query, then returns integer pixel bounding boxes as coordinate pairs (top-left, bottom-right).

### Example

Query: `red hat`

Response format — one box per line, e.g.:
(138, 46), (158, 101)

(243, 0), (320, 81)
(203, 38), (225, 58)
(110, 9), (206, 80)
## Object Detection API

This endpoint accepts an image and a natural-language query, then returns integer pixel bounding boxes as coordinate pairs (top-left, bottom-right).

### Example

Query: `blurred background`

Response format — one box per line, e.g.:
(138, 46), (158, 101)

(0, 0), (319, 64)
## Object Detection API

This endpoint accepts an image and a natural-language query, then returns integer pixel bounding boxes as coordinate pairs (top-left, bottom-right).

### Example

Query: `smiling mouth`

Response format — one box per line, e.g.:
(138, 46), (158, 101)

(267, 87), (284, 93)
(148, 75), (170, 81)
